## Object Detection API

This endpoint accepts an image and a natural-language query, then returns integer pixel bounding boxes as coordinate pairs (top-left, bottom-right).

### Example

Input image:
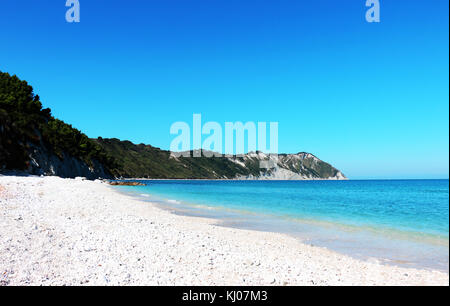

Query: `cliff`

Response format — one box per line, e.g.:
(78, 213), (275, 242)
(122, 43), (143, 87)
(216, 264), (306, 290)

(95, 138), (347, 180)
(0, 71), (114, 179)
(1, 71), (346, 180)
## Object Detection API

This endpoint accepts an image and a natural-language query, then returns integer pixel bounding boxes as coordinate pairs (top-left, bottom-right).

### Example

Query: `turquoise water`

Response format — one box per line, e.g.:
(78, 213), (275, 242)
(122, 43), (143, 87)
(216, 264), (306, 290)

(116, 179), (449, 271)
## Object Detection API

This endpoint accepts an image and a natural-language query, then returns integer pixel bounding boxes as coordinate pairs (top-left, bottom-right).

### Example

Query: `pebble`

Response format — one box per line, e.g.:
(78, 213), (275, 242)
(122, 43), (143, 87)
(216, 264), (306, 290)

(0, 175), (447, 286)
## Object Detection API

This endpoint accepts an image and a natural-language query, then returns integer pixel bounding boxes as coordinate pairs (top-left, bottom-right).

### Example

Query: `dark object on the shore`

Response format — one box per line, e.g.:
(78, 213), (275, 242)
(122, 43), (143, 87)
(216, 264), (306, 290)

(109, 181), (145, 186)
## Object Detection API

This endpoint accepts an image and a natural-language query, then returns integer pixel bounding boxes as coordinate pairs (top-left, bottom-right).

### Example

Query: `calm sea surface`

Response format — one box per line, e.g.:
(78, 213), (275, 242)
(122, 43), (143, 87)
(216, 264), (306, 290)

(116, 179), (449, 271)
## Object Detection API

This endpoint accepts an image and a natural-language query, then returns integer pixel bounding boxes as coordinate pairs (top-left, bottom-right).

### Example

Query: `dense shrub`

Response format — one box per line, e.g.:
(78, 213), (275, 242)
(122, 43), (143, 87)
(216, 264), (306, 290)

(0, 71), (117, 172)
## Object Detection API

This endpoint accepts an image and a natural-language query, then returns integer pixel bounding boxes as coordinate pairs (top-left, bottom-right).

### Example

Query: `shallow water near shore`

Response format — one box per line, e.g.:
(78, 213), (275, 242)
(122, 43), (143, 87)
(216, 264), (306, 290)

(115, 179), (449, 272)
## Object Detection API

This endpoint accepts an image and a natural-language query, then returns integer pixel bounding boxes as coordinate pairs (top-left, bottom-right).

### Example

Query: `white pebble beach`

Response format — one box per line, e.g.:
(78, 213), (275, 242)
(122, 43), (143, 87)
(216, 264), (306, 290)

(0, 175), (448, 286)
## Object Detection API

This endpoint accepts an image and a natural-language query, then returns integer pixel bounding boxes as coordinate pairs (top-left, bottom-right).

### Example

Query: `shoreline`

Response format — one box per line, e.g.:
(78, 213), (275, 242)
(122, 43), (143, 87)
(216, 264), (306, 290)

(0, 175), (448, 285)
(117, 178), (448, 180)
(118, 186), (449, 273)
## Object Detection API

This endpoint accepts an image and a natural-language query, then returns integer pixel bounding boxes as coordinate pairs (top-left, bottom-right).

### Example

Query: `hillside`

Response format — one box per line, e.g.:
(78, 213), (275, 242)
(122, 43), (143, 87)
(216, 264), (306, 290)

(0, 71), (116, 179)
(92, 138), (254, 179)
(95, 138), (347, 180)
(1, 71), (346, 180)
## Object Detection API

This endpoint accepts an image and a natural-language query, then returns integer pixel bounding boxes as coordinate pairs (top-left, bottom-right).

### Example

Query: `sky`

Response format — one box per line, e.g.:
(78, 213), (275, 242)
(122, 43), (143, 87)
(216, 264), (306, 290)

(0, 0), (448, 179)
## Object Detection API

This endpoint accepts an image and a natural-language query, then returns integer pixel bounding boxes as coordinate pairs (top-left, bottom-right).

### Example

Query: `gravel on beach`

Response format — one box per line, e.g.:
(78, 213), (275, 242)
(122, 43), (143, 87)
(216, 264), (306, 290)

(0, 175), (448, 286)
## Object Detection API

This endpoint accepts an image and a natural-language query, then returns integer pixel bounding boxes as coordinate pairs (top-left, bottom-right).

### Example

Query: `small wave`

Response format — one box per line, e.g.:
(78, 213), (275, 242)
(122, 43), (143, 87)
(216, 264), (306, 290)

(140, 194), (150, 197)
(167, 199), (181, 204)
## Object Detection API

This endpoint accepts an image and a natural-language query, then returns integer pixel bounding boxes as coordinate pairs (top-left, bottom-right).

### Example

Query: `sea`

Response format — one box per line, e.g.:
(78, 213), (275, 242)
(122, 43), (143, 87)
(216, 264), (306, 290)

(115, 179), (449, 272)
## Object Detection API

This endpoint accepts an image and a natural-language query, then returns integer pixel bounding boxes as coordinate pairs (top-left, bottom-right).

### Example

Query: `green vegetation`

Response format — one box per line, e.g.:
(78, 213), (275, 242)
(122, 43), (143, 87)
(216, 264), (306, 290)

(0, 71), (116, 173)
(94, 138), (254, 179)
(1, 71), (344, 180)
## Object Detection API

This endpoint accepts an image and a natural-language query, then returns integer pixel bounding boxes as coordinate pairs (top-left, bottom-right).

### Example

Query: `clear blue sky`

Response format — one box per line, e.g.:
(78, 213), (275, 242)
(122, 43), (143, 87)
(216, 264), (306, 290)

(0, 0), (448, 179)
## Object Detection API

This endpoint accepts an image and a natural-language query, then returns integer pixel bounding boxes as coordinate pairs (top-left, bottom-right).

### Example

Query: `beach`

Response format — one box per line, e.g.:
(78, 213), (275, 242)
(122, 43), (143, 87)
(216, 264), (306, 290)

(0, 175), (448, 286)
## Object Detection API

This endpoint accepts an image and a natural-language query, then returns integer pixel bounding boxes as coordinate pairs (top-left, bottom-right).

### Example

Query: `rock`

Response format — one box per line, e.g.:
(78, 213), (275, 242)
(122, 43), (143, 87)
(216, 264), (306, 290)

(108, 181), (145, 186)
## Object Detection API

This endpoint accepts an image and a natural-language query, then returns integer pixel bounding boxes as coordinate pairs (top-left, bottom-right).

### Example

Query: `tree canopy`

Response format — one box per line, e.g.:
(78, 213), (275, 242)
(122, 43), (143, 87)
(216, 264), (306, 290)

(0, 71), (117, 173)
